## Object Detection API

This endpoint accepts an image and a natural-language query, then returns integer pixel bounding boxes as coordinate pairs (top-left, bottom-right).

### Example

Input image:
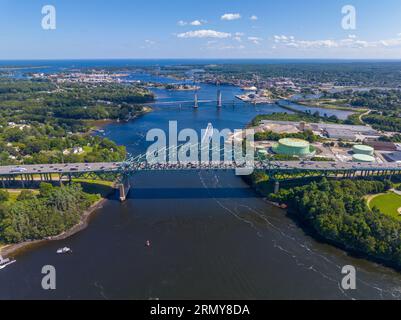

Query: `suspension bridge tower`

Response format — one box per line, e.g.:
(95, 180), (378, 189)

(194, 77), (199, 109)
(194, 91), (199, 109)
(217, 81), (222, 108)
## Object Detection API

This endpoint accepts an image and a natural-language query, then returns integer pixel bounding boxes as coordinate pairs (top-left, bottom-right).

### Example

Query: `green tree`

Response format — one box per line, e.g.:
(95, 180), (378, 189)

(39, 182), (54, 198)
(17, 190), (36, 201)
(0, 190), (9, 202)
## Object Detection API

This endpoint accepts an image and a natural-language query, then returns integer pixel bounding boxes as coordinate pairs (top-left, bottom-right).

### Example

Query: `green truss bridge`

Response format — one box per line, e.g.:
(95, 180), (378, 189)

(1, 157), (401, 201)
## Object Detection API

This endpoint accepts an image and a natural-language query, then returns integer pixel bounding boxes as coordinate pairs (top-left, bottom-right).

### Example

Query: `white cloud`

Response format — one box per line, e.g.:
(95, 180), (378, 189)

(271, 34), (391, 49)
(140, 39), (156, 49)
(177, 29), (232, 39)
(250, 15), (258, 21)
(190, 20), (207, 26)
(379, 34), (401, 47)
(178, 19), (207, 27)
(233, 32), (245, 42)
(274, 35), (294, 42)
(248, 36), (262, 45)
(221, 13), (241, 21)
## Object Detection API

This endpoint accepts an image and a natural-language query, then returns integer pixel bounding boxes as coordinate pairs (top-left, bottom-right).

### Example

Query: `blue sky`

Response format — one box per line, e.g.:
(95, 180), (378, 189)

(1, 0), (401, 59)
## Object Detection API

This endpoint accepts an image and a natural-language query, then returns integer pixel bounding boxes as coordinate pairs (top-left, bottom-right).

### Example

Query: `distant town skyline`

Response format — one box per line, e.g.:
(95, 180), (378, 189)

(1, 0), (401, 59)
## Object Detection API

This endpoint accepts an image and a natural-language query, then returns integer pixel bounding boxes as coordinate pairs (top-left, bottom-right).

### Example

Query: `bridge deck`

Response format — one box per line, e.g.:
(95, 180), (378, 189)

(0, 161), (401, 176)
(0, 163), (120, 176)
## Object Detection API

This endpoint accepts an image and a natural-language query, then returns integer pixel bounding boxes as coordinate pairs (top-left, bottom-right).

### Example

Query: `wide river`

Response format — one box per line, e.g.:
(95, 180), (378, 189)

(1, 71), (401, 300)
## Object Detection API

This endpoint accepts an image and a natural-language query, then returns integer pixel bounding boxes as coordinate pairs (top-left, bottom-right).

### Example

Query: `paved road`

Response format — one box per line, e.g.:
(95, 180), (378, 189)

(1, 161), (401, 176)
(0, 162), (121, 176)
(270, 160), (401, 172)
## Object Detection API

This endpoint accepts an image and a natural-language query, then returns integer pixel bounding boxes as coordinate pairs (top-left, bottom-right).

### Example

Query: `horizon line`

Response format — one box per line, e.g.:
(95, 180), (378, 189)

(1, 57), (401, 62)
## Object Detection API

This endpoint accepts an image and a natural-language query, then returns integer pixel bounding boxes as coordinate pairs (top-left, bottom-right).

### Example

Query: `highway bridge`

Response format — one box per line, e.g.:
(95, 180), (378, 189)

(1, 160), (401, 201)
(1, 160), (401, 176)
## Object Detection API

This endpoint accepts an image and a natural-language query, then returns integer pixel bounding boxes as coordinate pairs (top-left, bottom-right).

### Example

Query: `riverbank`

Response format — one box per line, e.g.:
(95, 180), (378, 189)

(241, 163), (401, 271)
(0, 187), (116, 258)
(261, 177), (401, 272)
(88, 106), (153, 130)
(296, 100), (366, 112)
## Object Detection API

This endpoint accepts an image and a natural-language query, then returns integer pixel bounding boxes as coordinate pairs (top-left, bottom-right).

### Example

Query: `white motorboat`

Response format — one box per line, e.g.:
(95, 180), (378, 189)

(57, 247), (72, 254)
(0, 255), (16, 270)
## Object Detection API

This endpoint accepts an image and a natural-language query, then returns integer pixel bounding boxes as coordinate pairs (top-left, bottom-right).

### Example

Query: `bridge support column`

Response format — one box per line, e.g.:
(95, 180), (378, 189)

(217, 89), (222, 108)
(274, 181), (280, 194)
(119, 176), (131, 202)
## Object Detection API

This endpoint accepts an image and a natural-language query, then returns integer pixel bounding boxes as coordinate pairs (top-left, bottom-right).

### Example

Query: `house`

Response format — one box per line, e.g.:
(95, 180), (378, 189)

(72, 147), (84, 154)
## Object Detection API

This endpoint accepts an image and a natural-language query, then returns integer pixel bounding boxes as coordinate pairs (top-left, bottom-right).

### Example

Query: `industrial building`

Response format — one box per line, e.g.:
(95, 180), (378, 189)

(257, 149), (269, 158)
(272, 138), (315, 157)
(353, 154), (376, 163)
(383, 152), (401, 163)
(325, 128), (357, 141)
(259, 120), (381, 142)
(353, 145), (375, 156)
(365, 140), (397, 152)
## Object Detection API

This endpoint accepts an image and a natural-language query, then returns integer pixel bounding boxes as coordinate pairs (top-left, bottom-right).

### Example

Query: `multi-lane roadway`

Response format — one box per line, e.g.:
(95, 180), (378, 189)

(0, 160), (401, 176)
(0, 162), (120, 176)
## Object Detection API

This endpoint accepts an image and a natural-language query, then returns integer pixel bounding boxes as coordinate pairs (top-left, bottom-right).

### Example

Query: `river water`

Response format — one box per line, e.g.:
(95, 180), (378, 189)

(1, 67), (401, 300)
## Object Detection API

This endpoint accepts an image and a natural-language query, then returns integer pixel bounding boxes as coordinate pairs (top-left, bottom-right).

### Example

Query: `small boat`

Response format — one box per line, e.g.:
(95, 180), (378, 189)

(0, 255), (16, 270)
(57, 247), (72, 255)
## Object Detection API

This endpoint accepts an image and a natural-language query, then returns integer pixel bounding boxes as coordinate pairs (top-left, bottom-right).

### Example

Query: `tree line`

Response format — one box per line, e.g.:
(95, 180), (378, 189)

(0, 183), (99, 244)
(268, 178), (401, 269)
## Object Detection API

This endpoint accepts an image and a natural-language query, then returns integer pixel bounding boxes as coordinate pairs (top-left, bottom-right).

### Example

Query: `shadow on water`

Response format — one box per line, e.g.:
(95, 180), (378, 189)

(128, 187), (264, 200)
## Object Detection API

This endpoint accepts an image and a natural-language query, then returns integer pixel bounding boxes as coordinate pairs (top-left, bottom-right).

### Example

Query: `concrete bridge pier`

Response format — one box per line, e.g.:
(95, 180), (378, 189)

(119, 176), (131, 202)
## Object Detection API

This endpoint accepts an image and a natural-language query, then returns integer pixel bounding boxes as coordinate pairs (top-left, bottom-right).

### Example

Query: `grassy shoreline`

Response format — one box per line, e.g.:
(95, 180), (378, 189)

(296, 100), (367, 112)
(368, 192), (401, 220)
